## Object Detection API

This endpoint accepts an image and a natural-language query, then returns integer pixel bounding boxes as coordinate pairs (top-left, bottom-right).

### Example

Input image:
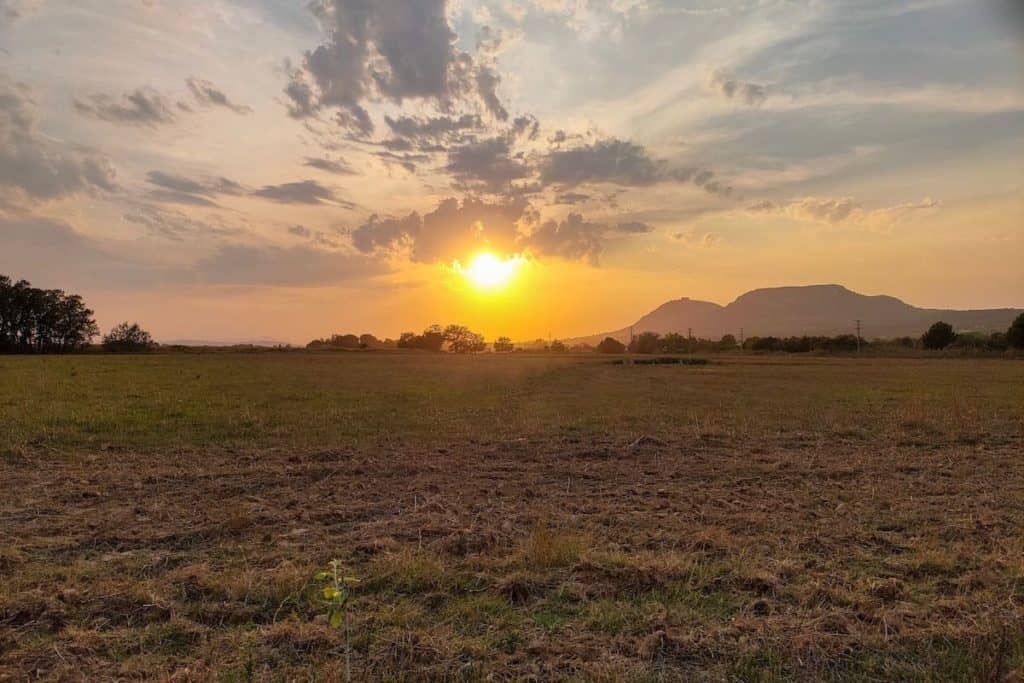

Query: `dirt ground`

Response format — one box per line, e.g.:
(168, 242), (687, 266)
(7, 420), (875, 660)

(1, 355), (1023, 681)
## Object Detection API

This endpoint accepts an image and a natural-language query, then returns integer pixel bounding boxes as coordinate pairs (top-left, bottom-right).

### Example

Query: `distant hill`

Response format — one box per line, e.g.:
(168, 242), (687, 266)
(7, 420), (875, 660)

(569, 284), (1022, 345)
(160, 339), (290, 348)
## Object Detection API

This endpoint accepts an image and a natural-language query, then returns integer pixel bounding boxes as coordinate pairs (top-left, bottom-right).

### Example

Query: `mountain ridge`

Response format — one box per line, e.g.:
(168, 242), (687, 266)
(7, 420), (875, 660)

(566, 284), (1022, 345)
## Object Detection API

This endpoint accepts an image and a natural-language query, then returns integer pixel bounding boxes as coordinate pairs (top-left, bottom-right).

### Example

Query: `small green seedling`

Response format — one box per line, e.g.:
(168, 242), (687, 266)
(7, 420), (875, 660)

(317, 559), (360, 682)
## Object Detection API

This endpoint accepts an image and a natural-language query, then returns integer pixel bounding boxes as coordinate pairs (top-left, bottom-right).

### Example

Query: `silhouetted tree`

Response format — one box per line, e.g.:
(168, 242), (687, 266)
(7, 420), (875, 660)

(718, 334), (737, 351)
(359, 333), (379, 348)
(0, 275), (98, 353)
(102, 322), (154, 352)
(549, 339), (567, 353)
(1008, 313), (1024, 350)
(493, 336), (514, 353)
(444, 324), (486, 353)
(627, 331), (662, 354)
(397, 325), (446, 351)
(921, 321), (956, 350)
(661, 332), (687, 353)
(597, 337), (626, 354)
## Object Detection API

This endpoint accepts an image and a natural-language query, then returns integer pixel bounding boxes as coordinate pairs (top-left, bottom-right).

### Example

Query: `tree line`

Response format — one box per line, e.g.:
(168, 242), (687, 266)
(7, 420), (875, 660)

(307, 316), (1024, 356)
(1, 275), (155, 354)
(586, 317), (1024, 355)
(0, 275), (99, 353)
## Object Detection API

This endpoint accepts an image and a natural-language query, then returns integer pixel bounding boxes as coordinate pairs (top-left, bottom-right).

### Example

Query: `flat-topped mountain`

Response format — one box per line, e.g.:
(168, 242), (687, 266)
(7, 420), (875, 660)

(572, 284), (1022, 344)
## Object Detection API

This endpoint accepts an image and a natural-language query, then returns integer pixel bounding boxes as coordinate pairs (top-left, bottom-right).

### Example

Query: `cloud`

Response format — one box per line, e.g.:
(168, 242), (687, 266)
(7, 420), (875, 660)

(288, 224), (342, 248)
(303, 157), (355, 175)
(672, 227), (722, 248)
(352, 196), (530, 263)
(523, 213), (607, 265)
(144, 170), (245, 207)
(252, 180), (354, 207)
(540, 138), (665, 187)
(0, 76), (117, 203)
(384, 113), (482, 146)
(147, 171), (244, 197)
(706, 68), (768, 106)
(74, 87), (177, 127)
(0, 0), (41, 23)
(748, 196), (940, 227)
(185, 77), (252, 115)
(445, 136), (531, 192)
(123, 205), (245, 241)
(614, 221), (653, 233)
(284, 0), (509, 134)
(1, 213), (387, 290)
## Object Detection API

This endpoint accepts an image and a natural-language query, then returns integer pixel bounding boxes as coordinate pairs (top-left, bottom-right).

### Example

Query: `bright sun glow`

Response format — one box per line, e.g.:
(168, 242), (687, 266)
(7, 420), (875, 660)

(458, 252), (522, 291)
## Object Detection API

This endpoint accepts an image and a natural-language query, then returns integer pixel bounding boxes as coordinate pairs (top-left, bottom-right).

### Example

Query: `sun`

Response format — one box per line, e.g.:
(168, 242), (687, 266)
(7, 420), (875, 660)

(458, 252), (522, 291)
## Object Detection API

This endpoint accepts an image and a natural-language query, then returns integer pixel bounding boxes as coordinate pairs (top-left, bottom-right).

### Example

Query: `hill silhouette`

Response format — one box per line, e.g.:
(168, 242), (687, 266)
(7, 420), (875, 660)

(570, 284), (1022, 344)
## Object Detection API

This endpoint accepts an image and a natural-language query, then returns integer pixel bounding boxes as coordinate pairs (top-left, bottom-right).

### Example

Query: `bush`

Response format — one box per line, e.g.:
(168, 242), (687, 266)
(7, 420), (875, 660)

(921, 321), (956, 350)
(1008, 313), (1024, 350)
(493, 336), (514, 353)
(596, 337), (626, 354)
(102, 322), (154, 352)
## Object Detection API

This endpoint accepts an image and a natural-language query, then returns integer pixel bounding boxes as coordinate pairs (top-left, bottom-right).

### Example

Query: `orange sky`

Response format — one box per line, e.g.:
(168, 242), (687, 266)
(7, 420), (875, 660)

(1, 1), (1022, 343)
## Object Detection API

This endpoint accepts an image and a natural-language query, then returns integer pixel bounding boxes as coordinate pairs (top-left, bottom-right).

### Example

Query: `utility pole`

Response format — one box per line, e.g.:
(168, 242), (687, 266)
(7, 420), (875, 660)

(739, 327), (744, 352)
(687, 327), (693, 354)
(855, 319), (862, 353)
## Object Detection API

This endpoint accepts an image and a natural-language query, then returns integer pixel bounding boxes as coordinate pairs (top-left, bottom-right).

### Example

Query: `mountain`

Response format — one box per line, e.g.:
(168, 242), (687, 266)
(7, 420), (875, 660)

(570, 284), (1022, 344)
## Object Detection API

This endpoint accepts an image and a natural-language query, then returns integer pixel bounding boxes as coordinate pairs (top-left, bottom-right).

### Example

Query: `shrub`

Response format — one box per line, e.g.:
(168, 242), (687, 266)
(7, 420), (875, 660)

(1008, 313), (1024, 350)
(921, 321), (956, 350)
(102, 322), (154, 352)
(596, 337), (626, 354)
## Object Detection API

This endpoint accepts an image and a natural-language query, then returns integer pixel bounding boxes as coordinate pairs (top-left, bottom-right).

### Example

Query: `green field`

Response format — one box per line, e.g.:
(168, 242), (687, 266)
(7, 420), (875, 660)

(2, 353), (1023, 680)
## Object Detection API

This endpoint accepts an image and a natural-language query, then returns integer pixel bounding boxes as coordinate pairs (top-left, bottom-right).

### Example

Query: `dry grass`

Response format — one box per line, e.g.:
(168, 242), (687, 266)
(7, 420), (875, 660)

(1, 353), (1023, 680)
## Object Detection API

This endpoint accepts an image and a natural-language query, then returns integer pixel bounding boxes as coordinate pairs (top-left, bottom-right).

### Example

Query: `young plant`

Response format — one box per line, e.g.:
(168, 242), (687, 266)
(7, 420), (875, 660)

(317, 559), (360, 682)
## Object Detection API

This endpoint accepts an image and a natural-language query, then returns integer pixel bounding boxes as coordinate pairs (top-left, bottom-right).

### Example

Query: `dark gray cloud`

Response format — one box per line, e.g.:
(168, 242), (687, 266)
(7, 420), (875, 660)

(287, 223), (342, 248)
(252, 179), (354, 207)
(350, 212), (421, 254)
(0, 76), (117, 202)
(706, 68), (767, 106)
(445, 136), (530, 193)
(74, 87), (177, 127)
(146, 190), (219, 208)
(540, 138), (665, 187)
(554, 191), (590, 205)
(384, 113), (482, 146)
(185, 77), (252, 115)
(614, 221), (654, 233)
(284, 0), (509, 134)
(144, 170), (245, 207)
(147, 171), (245, 197)
(375, 150), (431, 173)
(303, 157), (355, 175)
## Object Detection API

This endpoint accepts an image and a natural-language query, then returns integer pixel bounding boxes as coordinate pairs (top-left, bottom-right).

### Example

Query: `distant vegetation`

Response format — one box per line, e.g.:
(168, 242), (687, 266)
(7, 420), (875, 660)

(102, 322), (155, 353)
(0, 275), (98, 353)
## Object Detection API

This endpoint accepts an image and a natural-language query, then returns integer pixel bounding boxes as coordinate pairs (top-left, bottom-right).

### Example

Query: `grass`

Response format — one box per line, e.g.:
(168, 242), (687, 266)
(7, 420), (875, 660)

(1, 352), (1023, 680)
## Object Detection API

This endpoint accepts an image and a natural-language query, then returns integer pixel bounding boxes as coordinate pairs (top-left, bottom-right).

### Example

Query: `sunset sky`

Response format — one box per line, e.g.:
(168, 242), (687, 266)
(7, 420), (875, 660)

(1, 0), (1022, 343)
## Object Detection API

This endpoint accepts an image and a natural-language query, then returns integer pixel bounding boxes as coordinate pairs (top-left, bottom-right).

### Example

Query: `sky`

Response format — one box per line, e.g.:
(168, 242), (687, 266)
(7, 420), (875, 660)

(0, 0), (1022, 343)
